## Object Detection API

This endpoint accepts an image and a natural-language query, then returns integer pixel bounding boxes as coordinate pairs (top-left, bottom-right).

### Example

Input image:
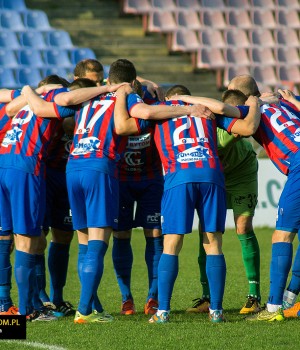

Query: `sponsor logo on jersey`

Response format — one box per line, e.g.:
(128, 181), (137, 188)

(127, 133), (151, 149)
(1, 127), (23, 147)
(176, 145), (210, 163)
(124, 151), (144, 167)
(72, 136), (100, 155)
(291, 127), (300, 142)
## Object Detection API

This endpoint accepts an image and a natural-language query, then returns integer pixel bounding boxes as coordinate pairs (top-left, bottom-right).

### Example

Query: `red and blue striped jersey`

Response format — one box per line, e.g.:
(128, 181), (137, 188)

(239, 103), (300, 175)
(64, 92), (145, 178)
(118, 87), (163, 181)
(0, 88), (77, 176)
(153, 100), (241, 190)
(0, 90), (21, 143)
(45, 124), (73, 172)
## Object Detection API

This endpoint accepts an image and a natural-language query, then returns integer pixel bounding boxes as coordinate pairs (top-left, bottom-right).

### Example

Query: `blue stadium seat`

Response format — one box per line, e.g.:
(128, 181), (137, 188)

(69, 47), (96, 64)
(19, 30), (48, 49)
(1, 0), (27, 12)
(23, 10), (52, 31)
(18, 48), (45, 68)
(0, 49), (18, 68)
(46, 30), (74, 49)
(43, 48), (72, 67)
(15, 67), (42, 86)
(0, 67), (18, 89)
(0, 31), (20, 49)
(41, 67), (69, 80)
(0, 10), (25, 31)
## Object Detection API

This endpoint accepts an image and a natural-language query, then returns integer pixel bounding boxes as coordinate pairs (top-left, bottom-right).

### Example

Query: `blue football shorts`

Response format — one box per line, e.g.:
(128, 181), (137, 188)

(66, 169), (119, 230)
(0, 168), (45, 236)
(114, 178), (164, 231)
(161, 182), (226, 234)
(43, 167), (73, 232)
(276, 161), (300, 233)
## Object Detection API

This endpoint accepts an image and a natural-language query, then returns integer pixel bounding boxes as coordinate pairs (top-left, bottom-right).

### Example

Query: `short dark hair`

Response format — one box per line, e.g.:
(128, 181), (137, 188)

(73, 59), (103, 77)
(108, 59), (137, 84)
(165, 84), (191, 98)
(38, 74), (70, 88)
(222, 89), (247, 106)
(68, 78), (97, 91)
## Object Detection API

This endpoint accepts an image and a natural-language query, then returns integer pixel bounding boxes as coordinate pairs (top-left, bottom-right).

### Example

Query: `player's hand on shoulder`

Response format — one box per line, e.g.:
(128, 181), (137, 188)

(190, 104), (215, 120)
(115, 83), (133, 95)
(245, 95), (260, 107)
(278, 88), (295, 102)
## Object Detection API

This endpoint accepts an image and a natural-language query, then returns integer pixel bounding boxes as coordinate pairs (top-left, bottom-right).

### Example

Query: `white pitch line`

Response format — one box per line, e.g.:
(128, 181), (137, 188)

(3, 340), (67, 350)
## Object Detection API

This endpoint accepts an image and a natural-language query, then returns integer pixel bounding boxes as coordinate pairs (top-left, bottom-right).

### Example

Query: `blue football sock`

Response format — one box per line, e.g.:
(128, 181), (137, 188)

(78, 240), (108, 315)
(78, 243), (103, 312)
(206, 254), (226, 310)
(268, 242), (293, 305)
(157, 253), (178, 311)
(145, 236), (163, 301)
(48, 242), (70, 305)
(35, 254), (49, 303)
(112, 237), (133, 302)
(287, 245), (300, 294)
(32, 269), (44, 311)
(0, 239), (13, 310)
(14, 250), (36, 315)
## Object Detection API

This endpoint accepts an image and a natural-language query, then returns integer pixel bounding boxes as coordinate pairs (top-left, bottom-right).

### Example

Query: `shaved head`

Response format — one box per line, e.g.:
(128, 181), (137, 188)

(228, 74), (260, 97)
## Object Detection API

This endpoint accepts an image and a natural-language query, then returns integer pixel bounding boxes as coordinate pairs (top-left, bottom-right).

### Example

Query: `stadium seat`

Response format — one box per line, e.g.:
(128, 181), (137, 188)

(69, 47), (97, 64)
(201, 0), (226, 11)
(176, 11), (202, 31)
(223, 66), (251, 87)
(277, 0), (299, 9)
(41, 67), (69, 80)
(0, 10), (25, 30)
(195, 47), (225, 69)
(46, 30), (74, 49)
(170, 30), (199, 52)
(176, 0), (202, 11)
(274, 28), (300, 48)
(253, 65), (278, 87)
(122, 0), (152, 14)
(251, 0), (275, 8)
(275, 47), (300, 66)
(147, 11), (177, 33)
(0, 31), (20, 49)
(277, 9), (300, 29)
(198, 29), (226, 49)
(201, 11), (227, 30)
(23, 10), (53, 31)
(224, 47), (251, 67)
(224, 28), (251, 48)
(0, 67), (18, 89)
(1, 0), (27, 12)
(277, 65), (300, 85)
(226, 9), (253, 29)
(249, 28), (275, 48)
(251, 9), (276, 29)
(249, 47), (276, 66)
(19, 30), (48, 49)
(15, 67), (42, 86)
(0, 49), (18, 68)
(151, 0), (178, 12)
(18, 48), (45, 68)
(226, 0), (251, 10)
(43, 48), (72, 67)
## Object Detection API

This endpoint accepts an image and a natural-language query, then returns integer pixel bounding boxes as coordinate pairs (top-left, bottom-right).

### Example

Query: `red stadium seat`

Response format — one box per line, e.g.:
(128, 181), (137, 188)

(251, 9), (277, 29)
(226, 0), (251, 10)
(226, 9), (253, 29)
(277, 0), (299, 9)
(147, 11), (177, 32)
(223, 66), (251, 87)
(170, 30), (199, 52)
(277, 9), (300, 29)
(176, 11), (202, 31)
(122, 0), (152, 14)
(275, 47), (300, 66)
(176, 0), (202, 11)
(251, 0), (275, 8)
(253, 65), (278, 87)
(198, 29), (226, 49)
(274, 28), (300, 48)
(224, 47), (251, 67)
(151, 0), (178, 12)
(249, 47), (276, 66)
(249, 28), (275, 48)
(195, 47), (225, 69)
(277, 65), (300, 85)
(224, 28), (251, 48)
(201, 0), (226, 11)
(201, 11), (227, 30)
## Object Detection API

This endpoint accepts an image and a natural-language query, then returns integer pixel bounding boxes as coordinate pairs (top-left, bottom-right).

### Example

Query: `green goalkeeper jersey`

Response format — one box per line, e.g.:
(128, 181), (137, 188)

(217, 128), (258, 187)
